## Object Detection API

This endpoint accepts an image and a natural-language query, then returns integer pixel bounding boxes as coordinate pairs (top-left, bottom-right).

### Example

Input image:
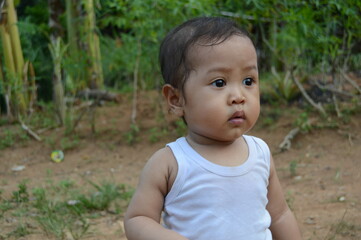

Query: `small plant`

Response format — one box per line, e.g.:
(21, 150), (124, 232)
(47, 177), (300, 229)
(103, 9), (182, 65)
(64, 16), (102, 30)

(289, 160), (298, 177)
(0, 129), (16, 149)
(325, 210), (361, 240)
(148, 127), (168, 143)
(28, 101), (57, 129)
(12, 181), (30, 203)
(1, 177), (133, 239)
(58, 179), (75, 190)
(294, 112), (312, 132)
(60, 136), (80, 151)
(32, 187), (89, 239)
(123, 123), (140, 145)
(0, 199), (13, 217)
(334, 168), (342, 183)
(7, 223), (31, 238)
(75, 181), (132, 213)
(328, 221), (361, 239)
(0, 127), (30, 150)
(270, 70), (300, 103)
(174, 119), (187, 137)
(285, 191), (295, 211)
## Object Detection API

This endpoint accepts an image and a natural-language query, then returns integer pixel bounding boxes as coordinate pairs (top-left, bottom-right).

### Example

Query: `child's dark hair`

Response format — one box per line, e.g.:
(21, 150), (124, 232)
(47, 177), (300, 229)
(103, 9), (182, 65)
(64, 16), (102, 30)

(159, 16), (253, 92)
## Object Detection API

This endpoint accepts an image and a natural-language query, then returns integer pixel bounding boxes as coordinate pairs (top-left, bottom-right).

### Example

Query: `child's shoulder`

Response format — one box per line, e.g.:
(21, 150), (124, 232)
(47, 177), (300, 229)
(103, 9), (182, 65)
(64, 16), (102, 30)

(147, 145), (176, 168)
(144, 146), (178, 193)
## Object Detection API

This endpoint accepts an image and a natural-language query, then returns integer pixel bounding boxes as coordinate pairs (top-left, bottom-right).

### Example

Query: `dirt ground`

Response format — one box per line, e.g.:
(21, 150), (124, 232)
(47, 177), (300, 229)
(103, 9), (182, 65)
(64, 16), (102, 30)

(0, 91), (360, 240)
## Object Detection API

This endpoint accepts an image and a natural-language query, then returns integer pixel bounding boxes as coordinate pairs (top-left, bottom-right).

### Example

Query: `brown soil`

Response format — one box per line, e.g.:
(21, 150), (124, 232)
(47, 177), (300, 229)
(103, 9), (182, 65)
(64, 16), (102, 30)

(1, 91), (360, 240)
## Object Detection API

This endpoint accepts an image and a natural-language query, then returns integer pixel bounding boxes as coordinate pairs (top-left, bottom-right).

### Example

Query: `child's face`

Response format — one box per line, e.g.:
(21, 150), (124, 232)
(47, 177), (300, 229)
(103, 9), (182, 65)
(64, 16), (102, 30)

(181, 35), (260, 143)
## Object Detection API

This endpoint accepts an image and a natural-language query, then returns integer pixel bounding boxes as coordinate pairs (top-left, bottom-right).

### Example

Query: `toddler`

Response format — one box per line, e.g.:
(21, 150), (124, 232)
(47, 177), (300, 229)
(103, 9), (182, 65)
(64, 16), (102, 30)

(124, 16), (302, 240)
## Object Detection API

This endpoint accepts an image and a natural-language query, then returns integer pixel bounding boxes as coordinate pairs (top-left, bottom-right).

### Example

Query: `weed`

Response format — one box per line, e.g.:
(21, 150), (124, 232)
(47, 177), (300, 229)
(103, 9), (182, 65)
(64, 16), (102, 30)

(75, 181), (132, 213)
(289, 160), (298, 177)
(0, 200), (13, 217)
(294, 112), (312, 132)
(0, 129), (15, 149)
(29, 101), (57, 129)
(148, 127), (168, 143)
(264, 70), (300, 103)
(58, 179), (75, 190)
(12, 181), (30, 203)
(35, 210), (67, 239)
(0, 117), (8, 126)
(0, 127), (30, 149)
(285, 191), (295, 211)
(1, 179), (133, 239)
(325, 210), (361, 239)
(334, 168), (342, 183)
(32, 187), (89, 239)
(123, 123), (139, 145)
(174, 119), (187, 137)
(32, 187), (47, 209)
(330, 221), (361, 238)
(60, 136), (80, 151)
(6, 223), (31, 238)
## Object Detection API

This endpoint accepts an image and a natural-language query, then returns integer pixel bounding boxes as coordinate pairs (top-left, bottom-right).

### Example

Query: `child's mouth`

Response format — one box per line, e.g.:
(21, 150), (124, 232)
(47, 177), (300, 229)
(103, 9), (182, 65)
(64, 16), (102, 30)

(229, 111), (245, 124)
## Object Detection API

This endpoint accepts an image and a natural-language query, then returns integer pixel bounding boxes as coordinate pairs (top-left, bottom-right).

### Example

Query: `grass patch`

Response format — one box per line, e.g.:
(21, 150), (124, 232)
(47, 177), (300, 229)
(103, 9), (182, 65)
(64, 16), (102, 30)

(0, 180), (133, 239)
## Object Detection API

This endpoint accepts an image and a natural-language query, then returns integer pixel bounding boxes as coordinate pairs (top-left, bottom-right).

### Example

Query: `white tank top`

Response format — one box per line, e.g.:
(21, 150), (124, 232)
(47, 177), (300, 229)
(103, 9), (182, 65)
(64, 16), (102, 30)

(163, 135), (272, 240)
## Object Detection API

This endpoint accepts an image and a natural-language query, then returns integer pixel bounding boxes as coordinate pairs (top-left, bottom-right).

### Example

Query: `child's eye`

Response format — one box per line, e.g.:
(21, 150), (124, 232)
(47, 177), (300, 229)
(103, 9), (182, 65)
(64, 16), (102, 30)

(243, 78), (254, 86)
(211, 79), (226, 88)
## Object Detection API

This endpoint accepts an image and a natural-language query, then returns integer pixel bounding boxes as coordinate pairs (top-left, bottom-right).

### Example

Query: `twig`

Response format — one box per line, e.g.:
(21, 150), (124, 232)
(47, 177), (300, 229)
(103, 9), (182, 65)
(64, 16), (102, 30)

(332, 93), (342, 118)
(20, 121), (42, 141)
(324, 209), (348, 240)
(314, 81), (356, 98)
(290, 70), (327, 117)
(76, 89), (120, 102)
(72, 101), (95, 131)
(279, 127), (300, 151)
(340, 70), (361, 95)
(337, 130), (354, 146)
(131, 39), (142, 125)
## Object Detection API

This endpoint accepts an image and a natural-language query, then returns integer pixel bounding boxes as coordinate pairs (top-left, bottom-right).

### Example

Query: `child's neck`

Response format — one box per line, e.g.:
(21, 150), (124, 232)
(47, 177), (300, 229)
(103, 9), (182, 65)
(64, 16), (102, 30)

(185, 135), (249, 167)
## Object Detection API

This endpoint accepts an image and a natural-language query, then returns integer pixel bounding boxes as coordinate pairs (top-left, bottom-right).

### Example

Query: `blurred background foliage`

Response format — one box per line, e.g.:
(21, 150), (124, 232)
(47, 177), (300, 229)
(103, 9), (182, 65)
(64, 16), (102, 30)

(0, 0), (360, 118)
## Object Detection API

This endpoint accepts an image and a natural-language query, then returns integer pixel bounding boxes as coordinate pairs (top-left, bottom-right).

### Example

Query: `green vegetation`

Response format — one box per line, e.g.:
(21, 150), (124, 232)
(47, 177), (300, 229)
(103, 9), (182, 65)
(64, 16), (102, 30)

(0, 0), (358, 142)
(0, 2), (360, 238)
(289, 160), (298, 177)
(0, 180), (133, 239)
(0, 127), (30, 149)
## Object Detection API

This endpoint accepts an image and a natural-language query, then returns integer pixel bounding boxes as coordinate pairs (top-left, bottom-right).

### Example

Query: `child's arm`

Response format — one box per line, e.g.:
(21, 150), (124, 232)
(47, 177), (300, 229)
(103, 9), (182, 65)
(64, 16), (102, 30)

(124, 148), (188, 240)
(267, 156), (302, 240)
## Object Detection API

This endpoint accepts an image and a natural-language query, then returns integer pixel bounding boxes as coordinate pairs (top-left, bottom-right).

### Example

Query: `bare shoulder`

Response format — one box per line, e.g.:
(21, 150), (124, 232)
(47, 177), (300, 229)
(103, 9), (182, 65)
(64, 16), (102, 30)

(141, 146), (178, 195)
(125, 146), (178, 224)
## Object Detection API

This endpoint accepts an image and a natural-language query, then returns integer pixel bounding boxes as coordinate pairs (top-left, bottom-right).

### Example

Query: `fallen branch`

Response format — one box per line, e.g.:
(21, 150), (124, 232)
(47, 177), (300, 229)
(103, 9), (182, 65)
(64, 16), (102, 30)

(20, 121), (42, 141)
(76, 89), (120, 102)
(72, 101), (96, 131)
(340, 70), (361, 95)
(291, 70), (327, 117)
(279, 127), (300, 151)
(332, 93), (342, 118)
(314, 81), (356, 98)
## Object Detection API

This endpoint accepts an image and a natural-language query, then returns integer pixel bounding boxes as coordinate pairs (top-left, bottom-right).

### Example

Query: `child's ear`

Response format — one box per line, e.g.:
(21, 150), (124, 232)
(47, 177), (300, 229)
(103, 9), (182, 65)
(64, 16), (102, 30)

(162, 84), (184, 117)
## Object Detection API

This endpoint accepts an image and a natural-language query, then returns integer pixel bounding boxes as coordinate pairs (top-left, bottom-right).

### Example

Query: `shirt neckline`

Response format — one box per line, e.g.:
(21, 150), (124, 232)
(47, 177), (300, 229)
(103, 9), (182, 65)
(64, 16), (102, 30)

(177, 135), (256, 177)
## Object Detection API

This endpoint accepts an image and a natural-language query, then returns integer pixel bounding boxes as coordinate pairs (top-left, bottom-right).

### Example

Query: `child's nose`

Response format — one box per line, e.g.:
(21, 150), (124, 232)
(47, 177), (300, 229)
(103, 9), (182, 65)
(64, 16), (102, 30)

(228, 87), (245, 105)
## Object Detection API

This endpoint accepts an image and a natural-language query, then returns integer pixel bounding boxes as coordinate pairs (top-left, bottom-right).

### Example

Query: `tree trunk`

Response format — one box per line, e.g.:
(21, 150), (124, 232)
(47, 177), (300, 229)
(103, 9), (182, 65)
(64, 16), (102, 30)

(49, 38), (67, 125)
(48, 0), (64, 42)
(83, 0), (103, 89)
(65, 0), (77, 54)
(0, 0), (26, 118)
(48, 0), (66, 125)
